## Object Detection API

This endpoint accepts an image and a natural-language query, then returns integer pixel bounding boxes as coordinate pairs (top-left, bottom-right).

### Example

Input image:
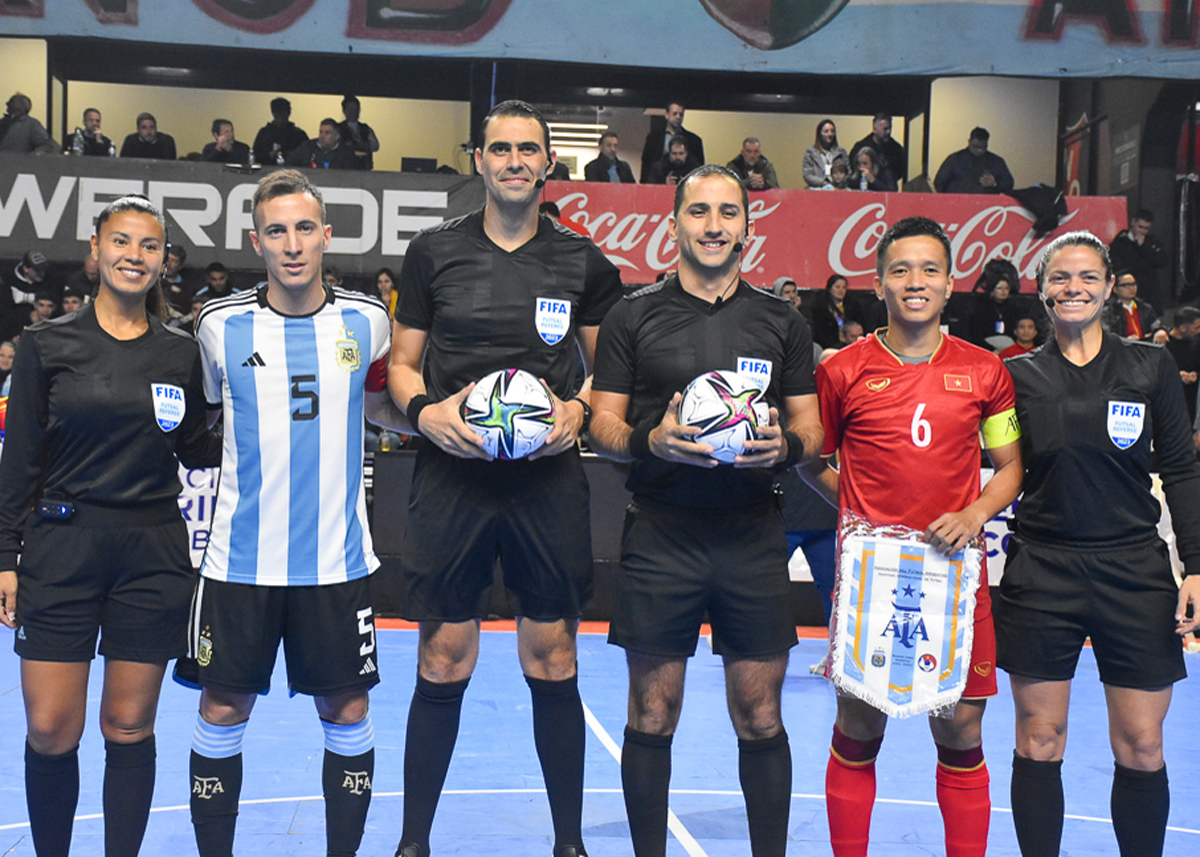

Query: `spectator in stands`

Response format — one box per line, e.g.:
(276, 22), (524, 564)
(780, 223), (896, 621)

(31, 293), (56, 323)
(811, 274), (864, 349)
(338, 95), (380, 171)
(934, 127), (1015, 195)
(1104, 270), (1168, 342)
(546, 160), (572, 181)
(163, 244), (193, 315)
(772, 276), (801, 309)
(644, 136), (701, 186)
(202, 119), (252, 164)
(969, 258), (1024, 348)
(0, 341), (13, 394)
(192, 262), (240, 303)
(1110, 208), (1169, 314)
(64, 252), (99, 302)
(849, 114), (906, 185)
(842, 319), (865, 345)
(0, 94), (56, 154)
(6, 251), (49, 308)
(322, 266), (344, 291)
(583, 131), (636, 183)
(827, 159), (850, 190)
(847, 147), (897, 192)
(60, 287), (84, 315)
(63, 108), (115, 157)
(252, 97), (308, 166)
(1166, 305), (1200, 424)
(998, 316), (1041, 359)
(376, 267), (398, 317)
(640, 101), (704, 183)
(287, 118), (357, 170)
(120, 112), (177, 160)
(803, 119), (848, 189)
(726, 136), (779, 190)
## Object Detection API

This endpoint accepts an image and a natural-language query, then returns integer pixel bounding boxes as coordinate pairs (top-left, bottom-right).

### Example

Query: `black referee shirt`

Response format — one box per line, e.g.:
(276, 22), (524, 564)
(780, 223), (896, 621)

(593, 276), (816, 509)
(395, 209), (623, 402)
(0, 305), (220, 568)
(1006, 333), (1200, 576)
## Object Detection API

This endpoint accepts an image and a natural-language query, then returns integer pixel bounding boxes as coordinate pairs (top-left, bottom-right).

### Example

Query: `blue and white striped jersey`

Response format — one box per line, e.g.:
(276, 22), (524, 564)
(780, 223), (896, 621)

(195, 286), (390, 586)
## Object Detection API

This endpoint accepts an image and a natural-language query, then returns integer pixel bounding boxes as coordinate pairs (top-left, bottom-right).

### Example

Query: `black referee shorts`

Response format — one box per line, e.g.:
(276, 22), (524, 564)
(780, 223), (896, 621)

(608, 501), (798, 659)
(995, 535), (1186, 688)
(14, 510), (193, 663)
(398, 443), (593, 622)
(188, 575), (379, 697)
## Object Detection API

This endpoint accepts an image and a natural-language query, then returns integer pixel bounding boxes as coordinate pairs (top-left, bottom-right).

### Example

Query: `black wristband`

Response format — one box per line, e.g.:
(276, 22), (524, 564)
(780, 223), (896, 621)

(406, 394), (433, 437)
(569, 396), (592, 435)
(775, 430), (804, 470)
(628, 418), (656, 459)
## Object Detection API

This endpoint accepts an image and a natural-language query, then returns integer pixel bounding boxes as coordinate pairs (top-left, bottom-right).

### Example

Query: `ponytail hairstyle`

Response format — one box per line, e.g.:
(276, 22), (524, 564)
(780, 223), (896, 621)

(94, 194), (169, 321)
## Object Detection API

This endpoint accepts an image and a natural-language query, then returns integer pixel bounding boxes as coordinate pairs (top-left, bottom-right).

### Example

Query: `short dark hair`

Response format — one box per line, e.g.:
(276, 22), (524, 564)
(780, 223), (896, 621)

(1133, 208), (1154, 223)
(136, 112), (156, 126)
(342, 95), (360, 106)
(251, 168), (326, 228)
(970, 127), (990, 143)
(875, 216), (953, 278)
(1176, 305), (1200, 326)
(319, 117), (339, 131)
(211, 118), (232, 137)
(599, 131), (618, 145)
(668, 134), (688, 152)
(873, 113), (892, 125)
(270, 97), (291, 115)
(323, 265), (342, 282)
(83, 107), (100, 120)
(205, 261), (228, 275)
(480, 99), (551, 153)
(167, 243), (187, 263)
(672, 164), (749, 221)
(1034, 230), (1112, 292)
(666, 100), (685, 111)
(538, 201), (562, 219)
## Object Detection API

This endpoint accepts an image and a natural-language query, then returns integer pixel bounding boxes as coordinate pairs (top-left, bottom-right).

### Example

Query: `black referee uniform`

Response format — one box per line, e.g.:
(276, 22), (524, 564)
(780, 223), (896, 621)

(395, 209), (622, 620)
(0, 303), (220, 662)
(998, 332), (1200, 687)
(592, 274), (815, 657)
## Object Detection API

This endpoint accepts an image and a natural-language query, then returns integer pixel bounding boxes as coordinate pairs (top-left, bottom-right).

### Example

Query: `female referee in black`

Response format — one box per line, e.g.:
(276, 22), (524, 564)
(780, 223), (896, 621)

(0, 195), (220, 856)
(998, 230), (1200, 857)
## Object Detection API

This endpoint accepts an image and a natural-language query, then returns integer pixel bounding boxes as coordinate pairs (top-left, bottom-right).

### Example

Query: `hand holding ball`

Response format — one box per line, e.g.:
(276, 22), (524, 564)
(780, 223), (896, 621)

(461, 369), (556, 460)
(678, 370), (769, 464)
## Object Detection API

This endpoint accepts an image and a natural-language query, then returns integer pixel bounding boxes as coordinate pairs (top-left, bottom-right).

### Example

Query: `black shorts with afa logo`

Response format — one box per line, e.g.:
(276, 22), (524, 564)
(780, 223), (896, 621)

(186, 575), (379, 697)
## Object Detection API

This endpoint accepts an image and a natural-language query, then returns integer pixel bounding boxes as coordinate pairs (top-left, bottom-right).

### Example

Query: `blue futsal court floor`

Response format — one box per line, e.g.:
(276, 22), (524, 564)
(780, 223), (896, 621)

(0, 626), (1197, 856)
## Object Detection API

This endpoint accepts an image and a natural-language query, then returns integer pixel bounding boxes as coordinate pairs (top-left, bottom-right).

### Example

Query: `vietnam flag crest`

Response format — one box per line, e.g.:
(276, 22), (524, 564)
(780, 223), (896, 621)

(943, 374), (972, 393)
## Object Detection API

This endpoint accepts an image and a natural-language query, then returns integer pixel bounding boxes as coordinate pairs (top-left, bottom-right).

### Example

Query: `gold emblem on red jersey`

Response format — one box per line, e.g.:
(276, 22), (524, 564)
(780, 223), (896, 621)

(973, 661), (993, 677)
(944, 374), (973, 393)
(865, 377), (890, 392)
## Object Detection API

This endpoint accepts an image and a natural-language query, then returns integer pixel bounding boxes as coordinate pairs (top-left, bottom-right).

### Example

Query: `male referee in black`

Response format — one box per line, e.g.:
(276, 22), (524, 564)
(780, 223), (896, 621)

(588, 164), (823, 857)
(387, 100), (622, 857)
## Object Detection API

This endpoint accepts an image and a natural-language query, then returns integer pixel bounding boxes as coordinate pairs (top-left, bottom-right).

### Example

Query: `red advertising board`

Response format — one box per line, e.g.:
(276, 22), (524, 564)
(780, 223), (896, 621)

(543, 184), (1128, 292)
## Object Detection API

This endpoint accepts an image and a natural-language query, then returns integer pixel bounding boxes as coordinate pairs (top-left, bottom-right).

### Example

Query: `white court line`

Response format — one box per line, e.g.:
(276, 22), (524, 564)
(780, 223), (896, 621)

(581, 699), (711, 857)
(2, 790), (1197, 836)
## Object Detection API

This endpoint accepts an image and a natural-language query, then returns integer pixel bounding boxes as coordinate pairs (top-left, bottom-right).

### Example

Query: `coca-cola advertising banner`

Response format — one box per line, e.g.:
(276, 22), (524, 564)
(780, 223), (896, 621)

(543, 184), (1128, 292)
(5, 1), (1200, 79)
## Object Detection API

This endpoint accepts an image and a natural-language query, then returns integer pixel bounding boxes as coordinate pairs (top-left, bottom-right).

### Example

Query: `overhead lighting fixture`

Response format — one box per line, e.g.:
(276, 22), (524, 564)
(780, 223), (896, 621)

(585, 87), (626, 97)
(143, 66), (193, 78)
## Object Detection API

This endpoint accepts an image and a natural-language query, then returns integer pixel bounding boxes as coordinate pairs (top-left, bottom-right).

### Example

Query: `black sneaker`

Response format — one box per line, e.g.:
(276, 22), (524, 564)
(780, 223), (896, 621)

(553, 847), (587, 857)
(395, 844), (427, 857)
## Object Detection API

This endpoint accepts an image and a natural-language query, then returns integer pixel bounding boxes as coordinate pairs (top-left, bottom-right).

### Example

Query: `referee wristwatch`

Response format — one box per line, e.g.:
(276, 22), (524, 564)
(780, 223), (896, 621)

(569, 396), (593, 435)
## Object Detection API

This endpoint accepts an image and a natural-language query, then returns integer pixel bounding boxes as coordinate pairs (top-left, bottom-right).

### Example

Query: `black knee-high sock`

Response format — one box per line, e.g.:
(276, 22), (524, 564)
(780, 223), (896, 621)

(621, 727), (673, 857)
(1010, 753), (1064, 857)
(399, 675), (470, 850)
(526, 674), (586, 850)
(1112, 762), (1169, 857)
(323, 748), (374, 857)
(739, 731), (792, 857)
(190, 751), (243, 857)
(104, 736), (157, 857)
(25, 741), (79, 857)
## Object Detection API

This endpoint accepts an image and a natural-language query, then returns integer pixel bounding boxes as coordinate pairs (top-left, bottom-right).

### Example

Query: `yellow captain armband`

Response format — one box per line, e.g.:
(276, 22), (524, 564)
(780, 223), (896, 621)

(981, 407), (1021, 449)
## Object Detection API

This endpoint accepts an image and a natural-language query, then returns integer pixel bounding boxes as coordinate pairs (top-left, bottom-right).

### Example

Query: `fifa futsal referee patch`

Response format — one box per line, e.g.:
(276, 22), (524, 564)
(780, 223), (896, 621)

(151, 383), (186, 432)
(535, 297), (571, 345)
(1107, 400), (1145, 449)
(736, 356), (772, 390)
(981, 408), (1020, 449)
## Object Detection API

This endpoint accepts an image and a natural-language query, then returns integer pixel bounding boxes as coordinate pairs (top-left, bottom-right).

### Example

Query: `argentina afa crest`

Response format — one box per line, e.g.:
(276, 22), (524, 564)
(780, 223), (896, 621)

(535, 297), (571, 346)
(1107, 400), (1144, 450)
(151, 383), (185, 432)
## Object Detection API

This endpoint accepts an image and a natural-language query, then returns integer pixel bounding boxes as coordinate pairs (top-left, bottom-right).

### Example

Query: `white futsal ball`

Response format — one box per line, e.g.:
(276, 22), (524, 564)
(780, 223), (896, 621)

(678, 370), (769, 464)
(461, 368), (556, 460)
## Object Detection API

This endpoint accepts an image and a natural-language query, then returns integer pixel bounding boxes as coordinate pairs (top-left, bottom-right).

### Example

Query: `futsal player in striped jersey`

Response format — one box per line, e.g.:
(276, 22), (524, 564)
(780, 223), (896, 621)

(187, 169), (408, 857)
(804, 217), (1023, 857)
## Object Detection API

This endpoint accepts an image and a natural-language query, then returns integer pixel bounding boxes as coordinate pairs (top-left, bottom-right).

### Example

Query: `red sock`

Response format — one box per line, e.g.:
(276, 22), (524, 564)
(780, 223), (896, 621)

(935, 744), (990, 857)
(826, 725), (882, 857)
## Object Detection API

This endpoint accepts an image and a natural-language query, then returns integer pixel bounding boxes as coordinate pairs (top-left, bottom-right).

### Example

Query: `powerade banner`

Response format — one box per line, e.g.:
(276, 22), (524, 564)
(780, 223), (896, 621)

(542, 183), (1127, 292)
(0, 155), (484, 274)
(4, 1), (1200, 78)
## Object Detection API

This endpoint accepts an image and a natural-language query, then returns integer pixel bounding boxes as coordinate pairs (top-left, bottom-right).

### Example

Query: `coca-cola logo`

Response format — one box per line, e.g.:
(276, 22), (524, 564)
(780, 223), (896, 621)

(556, 191), (780, 279)
(827, 202), (1081, 287)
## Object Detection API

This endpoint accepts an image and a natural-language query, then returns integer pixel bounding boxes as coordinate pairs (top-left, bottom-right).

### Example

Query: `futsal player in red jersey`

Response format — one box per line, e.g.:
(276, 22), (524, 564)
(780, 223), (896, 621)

(804, 217), (1023, 856)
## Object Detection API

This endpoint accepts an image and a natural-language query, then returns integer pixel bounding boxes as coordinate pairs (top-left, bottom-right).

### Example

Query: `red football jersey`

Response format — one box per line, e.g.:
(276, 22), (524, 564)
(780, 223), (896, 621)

(818, 332), (1016, 532)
